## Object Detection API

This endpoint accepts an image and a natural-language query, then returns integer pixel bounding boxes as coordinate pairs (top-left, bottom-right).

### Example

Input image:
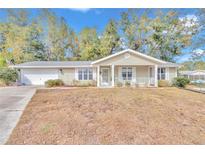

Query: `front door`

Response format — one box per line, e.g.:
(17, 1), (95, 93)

(101, 68), (110, 86)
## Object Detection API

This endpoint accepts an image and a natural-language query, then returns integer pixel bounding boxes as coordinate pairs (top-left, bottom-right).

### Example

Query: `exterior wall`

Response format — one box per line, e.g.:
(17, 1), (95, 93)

(94, 52), (160, 66)
(59, 67), (97, 86)
(136, 66), (149, 86)
(113, 65), (150, 87)
(169, 67), (177, 83)
(59, 68), (75, 85)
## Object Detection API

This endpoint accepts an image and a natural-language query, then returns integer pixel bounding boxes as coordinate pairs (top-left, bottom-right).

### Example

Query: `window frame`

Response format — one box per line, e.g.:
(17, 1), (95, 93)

(121, 67), (132, 81)
(158, 67), (166, 80)
(78, 68), (93, 80)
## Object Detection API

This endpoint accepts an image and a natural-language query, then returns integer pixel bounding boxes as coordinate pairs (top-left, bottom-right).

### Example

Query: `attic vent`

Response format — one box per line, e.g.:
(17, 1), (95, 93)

(124, 53), (130, 59)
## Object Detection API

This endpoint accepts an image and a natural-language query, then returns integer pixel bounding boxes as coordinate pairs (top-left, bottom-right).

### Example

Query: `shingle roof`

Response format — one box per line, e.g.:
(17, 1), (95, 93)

(12, 61), (93, 68)
(12, 60), (179, 68)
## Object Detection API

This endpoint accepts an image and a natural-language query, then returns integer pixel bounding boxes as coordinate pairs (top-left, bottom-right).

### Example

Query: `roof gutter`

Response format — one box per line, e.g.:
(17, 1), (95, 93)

(12, 65), (95, 69)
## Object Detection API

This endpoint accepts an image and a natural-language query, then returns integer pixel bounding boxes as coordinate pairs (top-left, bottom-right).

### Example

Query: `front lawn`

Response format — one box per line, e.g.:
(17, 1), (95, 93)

(7, 88), (205, 144)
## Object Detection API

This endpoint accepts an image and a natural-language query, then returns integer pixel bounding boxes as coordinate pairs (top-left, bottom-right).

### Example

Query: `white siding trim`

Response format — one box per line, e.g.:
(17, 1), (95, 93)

(118, 67), (122, 82)
(132, 66), (136, 83)
(75, 68), (78, 80)
(93, 68), (96, 81)
(166, 67), (169, 80)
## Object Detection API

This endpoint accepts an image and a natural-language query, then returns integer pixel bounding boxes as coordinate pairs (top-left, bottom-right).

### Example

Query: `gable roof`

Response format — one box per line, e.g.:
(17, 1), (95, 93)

(91, 49), (167, 65)
(12, 49), (179, 69)
(12, 61), (92, 68)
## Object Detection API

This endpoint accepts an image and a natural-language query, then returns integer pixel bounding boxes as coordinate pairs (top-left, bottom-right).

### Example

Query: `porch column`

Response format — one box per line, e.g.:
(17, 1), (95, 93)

(111, 64), (115, 87)
(154, 65), (158, 87)
(97, 65), (100, 87)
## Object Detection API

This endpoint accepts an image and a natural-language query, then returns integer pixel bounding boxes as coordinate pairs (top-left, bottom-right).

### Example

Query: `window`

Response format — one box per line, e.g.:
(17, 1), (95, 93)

(78, 68), (93, 80)
(78, 69), (83, 80)
(158, 68), (166, 80)
(122, 67), (132, 80)
(89, 69), (93, 80)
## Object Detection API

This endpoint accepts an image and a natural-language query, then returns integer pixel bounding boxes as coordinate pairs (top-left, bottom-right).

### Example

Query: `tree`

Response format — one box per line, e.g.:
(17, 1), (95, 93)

(0, 54), (7, 67)
(67, 29), (81, 60)
(180, 61), (205, 71)
(78, 27), (100, 60)
(39, 9), (71, 61)
(120, 9), (150, 51)
(0, 9), (44, 63)
(120, 9), (198, 62)
(148, 11), (198, 61)
(99, 19), (121, 56)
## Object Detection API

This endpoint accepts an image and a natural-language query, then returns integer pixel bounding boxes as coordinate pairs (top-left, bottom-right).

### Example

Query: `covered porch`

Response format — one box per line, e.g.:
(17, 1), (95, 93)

(96, 65), (158, 87)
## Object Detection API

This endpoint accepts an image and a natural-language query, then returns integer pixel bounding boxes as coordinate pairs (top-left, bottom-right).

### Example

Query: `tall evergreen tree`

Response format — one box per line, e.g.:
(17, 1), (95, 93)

(100, 19), (121, 56)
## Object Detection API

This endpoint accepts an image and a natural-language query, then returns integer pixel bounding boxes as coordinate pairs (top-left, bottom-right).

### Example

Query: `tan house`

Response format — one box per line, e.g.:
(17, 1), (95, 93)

(13, 49), (179, 87)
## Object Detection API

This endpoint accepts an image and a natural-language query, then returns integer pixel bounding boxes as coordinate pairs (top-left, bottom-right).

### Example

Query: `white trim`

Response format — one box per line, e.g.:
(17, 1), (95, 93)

(166, 67), (169, 80)
(118, 67), (122, 82)
(154, 65), (158, 87)
(91, 49), (167, 65)
(175, 67), (177, 77)
(75, 68), (78, 80)
(111, 64), (115, 87)
(101, 68), (110, 86)
(97, 66), (100, 87)
(93, 67), (97, 80)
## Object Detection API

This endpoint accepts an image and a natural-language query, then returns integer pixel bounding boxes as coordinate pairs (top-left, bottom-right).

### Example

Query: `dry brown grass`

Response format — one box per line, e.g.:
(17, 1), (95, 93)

(7, 87), (205, 144)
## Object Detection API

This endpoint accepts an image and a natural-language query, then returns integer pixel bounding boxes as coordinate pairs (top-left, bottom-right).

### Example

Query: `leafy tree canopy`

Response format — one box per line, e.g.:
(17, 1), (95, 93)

(0, 9), (202, 65)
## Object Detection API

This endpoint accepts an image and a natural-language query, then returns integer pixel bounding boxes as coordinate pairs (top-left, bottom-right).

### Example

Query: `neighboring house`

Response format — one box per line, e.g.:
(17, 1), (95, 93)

(179, 70), (205, 82)
(12, 49), (179, 87)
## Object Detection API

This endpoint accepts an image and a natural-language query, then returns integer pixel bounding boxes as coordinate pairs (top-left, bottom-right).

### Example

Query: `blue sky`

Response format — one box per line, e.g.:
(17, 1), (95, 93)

(0, 8), (203, 62)
(52, 8), (198, 33)
(0, 8), (199, 33)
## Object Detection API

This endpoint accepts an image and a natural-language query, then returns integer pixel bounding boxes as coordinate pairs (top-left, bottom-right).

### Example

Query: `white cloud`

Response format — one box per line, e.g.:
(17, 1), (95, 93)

(69, 8), (91, 13)
(179, 14), (198, 27)
(192, 49), (205, 56)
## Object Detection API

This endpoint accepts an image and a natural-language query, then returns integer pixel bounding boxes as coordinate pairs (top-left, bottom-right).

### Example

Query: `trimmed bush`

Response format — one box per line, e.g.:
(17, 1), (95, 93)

(0, 68), (18, 85)
(173, 77), (190, 88)
(158, 80), (170, 87)
(45, 79), (64, 87)
(125, 81), (131, 87)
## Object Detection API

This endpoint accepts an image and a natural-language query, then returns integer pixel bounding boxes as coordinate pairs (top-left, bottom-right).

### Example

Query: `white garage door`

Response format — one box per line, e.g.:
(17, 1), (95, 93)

(21, 69), (59, 85)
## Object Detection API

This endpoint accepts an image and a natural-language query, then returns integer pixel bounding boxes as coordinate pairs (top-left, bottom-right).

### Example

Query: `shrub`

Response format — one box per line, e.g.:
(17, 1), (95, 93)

(116, 81), (123, 87)
(45, 79), (64, 87)
(72, 80), (96, 87)
(173, 77), (190, 88)
(0, 79), (6, 87)
(125, 81), (131, 87)
(0, 68), (18, 85)
(158, 80), (170, 87)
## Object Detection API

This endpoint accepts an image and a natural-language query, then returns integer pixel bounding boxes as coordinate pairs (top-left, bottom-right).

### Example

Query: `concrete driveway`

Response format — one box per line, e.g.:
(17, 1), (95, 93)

(0, 86), (36, 144)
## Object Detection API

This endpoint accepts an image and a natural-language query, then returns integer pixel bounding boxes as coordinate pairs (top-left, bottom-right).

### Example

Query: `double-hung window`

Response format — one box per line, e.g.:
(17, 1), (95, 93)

(122, 67), (132, 80)
(158, 68), (166, 80)
(78, 68), (93, 80)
